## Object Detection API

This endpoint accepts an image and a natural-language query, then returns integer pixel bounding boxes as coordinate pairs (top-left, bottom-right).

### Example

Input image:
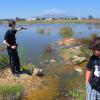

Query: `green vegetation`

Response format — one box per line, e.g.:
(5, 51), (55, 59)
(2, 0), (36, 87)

(37, 28), (45, 34)
(37, 28), (51, 35)
(21, 64), (30, 71)
(65, 90), (81, 99)
(59, 27), (73, 38)
(18, 47), (25, 64)
(0, 84), (23, 100)
(2, 19), (100, 25)
(21, 64), (35, 75)
(80, 33), (98, 58)
(88, 15), (93, 19)
(81, 33), (98, 48)
(65, 80), (85, 100)
(79, 46), (92, 58)
(0, 20), (3, 24)
(81, 38), (90, 47)
(65, 90), (85, 100)
(0, 55), (9, 69)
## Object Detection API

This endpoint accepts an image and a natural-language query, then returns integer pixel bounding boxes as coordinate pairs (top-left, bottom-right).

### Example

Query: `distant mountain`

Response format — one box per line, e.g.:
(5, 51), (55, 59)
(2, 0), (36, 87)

(39, 14), (70, 18)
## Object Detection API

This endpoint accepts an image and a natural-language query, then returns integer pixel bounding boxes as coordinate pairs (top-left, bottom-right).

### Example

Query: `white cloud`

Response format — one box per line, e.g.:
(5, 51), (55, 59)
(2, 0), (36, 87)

(42, 9), (64, 15)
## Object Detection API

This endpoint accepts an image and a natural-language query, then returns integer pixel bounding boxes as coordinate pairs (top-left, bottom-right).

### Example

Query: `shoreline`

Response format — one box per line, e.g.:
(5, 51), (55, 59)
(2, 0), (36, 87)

(1, 19), (100, 24)
(0, 38), (87, 100)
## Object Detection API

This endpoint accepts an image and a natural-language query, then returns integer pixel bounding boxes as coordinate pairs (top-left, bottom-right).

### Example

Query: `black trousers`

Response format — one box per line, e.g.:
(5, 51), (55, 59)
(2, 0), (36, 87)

(7, 48), (20, 74)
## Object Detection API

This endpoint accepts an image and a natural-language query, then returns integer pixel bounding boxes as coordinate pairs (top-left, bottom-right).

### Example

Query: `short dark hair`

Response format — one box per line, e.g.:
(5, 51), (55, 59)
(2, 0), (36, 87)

(8, 19), (16, 27)
(89, 37), (100, 50)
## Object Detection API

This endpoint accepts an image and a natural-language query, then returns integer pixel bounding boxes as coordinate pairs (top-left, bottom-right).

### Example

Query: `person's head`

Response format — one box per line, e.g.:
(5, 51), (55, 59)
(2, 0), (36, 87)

(8, 19), (16, 29)
(89, 37), (100, 57)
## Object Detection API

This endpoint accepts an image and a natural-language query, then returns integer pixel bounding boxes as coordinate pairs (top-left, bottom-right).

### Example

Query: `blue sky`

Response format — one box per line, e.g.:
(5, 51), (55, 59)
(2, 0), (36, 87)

(0, 0), (99, 19)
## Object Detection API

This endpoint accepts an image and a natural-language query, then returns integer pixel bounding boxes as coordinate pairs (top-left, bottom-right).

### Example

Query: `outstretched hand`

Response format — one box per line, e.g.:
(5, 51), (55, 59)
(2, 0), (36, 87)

(21, 27), (27, 30)
(16, 27), (27, 31)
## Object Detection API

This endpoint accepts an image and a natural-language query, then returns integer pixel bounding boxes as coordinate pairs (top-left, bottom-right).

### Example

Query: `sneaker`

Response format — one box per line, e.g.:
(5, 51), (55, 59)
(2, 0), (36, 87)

(13, 73), (20, 77)
(17, 71), (24, 74)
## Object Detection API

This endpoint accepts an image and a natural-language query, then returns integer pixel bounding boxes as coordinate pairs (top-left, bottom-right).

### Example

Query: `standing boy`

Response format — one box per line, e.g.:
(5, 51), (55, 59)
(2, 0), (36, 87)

(3, 20), (26, 77)
(86, 37), (100, 100)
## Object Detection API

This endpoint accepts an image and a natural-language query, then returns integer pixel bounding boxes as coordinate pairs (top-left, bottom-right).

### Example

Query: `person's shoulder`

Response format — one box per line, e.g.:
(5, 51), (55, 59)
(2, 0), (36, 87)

(5, 30), (10, 34)
(7, 29), (17, 34)
(89, 55), (97, 61)
(13, 29), (17, 31)
(12, 29), (17, 33)
(4, 30), (11, 39)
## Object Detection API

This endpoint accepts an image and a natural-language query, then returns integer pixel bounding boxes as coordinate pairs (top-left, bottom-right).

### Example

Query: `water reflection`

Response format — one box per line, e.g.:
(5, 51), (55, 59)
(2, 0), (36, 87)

(0, 24), (100, 64)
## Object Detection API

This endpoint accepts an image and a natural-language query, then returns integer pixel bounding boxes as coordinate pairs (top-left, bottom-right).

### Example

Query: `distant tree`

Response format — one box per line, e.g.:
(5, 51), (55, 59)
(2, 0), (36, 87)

(81, 17), (86, 20)
(16, 17), (25, 21)
(16, 17), (20, 21)
(41, 18), (46, 20)
(74, 17), (78, 20)
(0, 20), (3, 24)
(36, 17), (40, 21)
(88, 15), (93, 19)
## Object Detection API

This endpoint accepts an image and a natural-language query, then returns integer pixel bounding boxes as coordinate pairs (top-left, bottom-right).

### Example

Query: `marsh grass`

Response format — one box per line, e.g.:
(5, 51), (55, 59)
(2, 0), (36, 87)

(0, 84), (23, 100)
(80, 33), (98, 58)
(0, 55), (9, 69)
(37, 28), (45, 34)
(21, 64), (35, 75)
(59, 27), (73, 38)
(79, 46), (92, 58)
(81, 33), (98, 46)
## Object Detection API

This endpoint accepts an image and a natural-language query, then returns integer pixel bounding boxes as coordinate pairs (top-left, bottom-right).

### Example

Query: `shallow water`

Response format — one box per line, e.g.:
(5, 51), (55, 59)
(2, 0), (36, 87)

(0, 24), (100, 64)
(22, 61), (86, 100)
(0, 23), (99, 99)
